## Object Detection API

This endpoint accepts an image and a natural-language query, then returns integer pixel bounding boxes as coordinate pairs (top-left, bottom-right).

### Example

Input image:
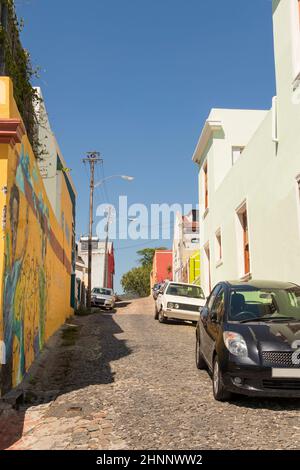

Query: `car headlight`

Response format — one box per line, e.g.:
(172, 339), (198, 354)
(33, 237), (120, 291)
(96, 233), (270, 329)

(223, 332), (248, 358)
(167, 302), (174, 309)
(105, 299), (112, 304)
(175, 304), (180, 309)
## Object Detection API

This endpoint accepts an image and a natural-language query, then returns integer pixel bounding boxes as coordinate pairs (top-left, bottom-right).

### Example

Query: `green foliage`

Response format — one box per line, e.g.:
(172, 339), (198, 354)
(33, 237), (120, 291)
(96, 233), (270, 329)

(121, 265), (151, 298)
(121, 246), (168, 297)
(0, 0), (42, 157)
(137, 247), (167, 267)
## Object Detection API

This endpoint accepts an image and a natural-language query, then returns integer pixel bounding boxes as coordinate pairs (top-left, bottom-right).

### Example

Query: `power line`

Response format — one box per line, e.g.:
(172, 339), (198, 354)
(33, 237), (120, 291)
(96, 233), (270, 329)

(114, 239), (171, 251)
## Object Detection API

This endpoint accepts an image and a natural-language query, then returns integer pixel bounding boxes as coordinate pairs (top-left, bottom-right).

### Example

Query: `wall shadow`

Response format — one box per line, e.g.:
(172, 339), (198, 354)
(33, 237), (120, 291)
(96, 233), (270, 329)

(0, 312), (132, 449)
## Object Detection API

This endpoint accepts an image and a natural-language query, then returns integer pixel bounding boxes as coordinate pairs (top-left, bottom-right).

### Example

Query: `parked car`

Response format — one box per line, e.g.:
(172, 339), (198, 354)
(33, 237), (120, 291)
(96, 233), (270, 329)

(196, 280), (300, 401)
(152, 283), (162, 300)
(91, 287), (116, 310)
(155, 281), (206, 323)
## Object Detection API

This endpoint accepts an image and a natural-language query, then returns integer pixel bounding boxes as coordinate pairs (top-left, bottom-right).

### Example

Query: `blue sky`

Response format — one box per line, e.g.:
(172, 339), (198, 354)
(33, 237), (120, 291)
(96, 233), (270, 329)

(16, 0), (276, 292)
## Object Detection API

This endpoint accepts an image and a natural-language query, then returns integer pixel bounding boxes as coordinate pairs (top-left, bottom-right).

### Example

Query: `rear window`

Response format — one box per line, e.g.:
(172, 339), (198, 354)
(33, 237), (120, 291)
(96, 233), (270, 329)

(166, 284), (205, 299)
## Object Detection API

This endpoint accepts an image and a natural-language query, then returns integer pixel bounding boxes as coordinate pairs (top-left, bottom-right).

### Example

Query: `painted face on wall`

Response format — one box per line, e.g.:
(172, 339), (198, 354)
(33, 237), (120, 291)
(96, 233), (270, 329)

(9, 185), (20, 261)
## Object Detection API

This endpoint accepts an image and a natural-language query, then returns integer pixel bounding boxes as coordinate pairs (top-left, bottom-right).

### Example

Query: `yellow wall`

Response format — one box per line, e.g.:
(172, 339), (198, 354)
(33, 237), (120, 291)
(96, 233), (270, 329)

(0, 78), (74, 394)
(189, 251), (201, 285)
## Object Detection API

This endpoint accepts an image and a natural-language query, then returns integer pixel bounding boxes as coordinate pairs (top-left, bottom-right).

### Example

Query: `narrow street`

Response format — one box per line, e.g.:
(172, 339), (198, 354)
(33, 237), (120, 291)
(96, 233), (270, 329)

(0, 297), (299, 450)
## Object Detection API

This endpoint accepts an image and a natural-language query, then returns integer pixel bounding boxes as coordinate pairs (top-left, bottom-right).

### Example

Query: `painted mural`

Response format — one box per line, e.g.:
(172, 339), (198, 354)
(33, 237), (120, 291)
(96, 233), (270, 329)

(0, 78), (75, 395)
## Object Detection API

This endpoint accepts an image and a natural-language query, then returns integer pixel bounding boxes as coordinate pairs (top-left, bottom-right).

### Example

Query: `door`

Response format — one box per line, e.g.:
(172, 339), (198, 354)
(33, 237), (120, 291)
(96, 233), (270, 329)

(242, 210), (250, 275)
(206, 288), (225, 368)
(200, 284), (221, 364)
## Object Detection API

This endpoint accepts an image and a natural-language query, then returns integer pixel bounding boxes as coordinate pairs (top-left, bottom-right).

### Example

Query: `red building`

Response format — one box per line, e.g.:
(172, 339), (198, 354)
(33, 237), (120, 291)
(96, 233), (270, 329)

(106, 242), (115, 290)
(150, 250), (173, 287)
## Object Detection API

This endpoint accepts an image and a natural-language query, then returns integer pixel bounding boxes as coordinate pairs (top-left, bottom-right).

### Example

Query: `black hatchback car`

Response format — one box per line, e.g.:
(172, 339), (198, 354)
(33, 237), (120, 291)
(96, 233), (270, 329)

(196, 281), (300, 401)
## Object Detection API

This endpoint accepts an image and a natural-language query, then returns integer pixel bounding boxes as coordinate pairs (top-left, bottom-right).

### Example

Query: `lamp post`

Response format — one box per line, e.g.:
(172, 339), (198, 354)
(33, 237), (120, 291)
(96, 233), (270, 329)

(94, 174), (134, 189)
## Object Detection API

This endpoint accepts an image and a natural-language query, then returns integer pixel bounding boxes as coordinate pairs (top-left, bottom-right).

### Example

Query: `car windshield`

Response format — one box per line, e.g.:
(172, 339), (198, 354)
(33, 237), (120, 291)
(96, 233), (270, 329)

(92, 288), (112, 296)
(166, 284), (205, 299)
(229, 286), (300, 322)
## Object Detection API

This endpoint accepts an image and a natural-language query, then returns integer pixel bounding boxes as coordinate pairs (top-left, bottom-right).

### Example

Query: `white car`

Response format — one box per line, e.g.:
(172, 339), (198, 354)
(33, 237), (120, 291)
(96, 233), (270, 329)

(91, 287), (116, 310)
(155, 281), (206, 324)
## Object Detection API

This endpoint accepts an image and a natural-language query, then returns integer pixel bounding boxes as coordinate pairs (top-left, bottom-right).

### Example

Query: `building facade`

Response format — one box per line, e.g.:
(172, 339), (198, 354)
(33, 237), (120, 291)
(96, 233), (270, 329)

(193, 0), (300, 295)
(0, 77), (76, 394)
(150, 250), (173, 287)
(77, 237), (115, 290)
(172, 210), (200, 283)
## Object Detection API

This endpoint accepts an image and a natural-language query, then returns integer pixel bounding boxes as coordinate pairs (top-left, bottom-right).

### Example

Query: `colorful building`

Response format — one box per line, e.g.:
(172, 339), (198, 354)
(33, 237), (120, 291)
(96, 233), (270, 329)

(172, 210), (200, 283)
(188, 251), (201, 285)
(193, 0), (300, 295)
(150, 250), (173, 288)
(77, 237), (115, 290)
(0, 77), (76, 395)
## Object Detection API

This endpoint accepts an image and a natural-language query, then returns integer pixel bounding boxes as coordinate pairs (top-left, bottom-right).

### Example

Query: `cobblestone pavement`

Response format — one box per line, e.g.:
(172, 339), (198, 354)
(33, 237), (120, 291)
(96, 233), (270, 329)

(1, 296), (300, 450)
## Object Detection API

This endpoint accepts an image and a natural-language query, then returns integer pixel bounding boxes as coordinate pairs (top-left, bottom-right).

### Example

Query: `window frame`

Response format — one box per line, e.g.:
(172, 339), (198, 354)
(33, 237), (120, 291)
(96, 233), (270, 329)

(231, 146), (245, 166)
(291, 0), (300, 87)
(215, 228), (222, 265)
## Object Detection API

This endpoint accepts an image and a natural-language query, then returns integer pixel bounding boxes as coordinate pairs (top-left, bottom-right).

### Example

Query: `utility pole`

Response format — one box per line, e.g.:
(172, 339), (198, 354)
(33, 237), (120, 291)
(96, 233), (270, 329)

(83, 151), (102, 309)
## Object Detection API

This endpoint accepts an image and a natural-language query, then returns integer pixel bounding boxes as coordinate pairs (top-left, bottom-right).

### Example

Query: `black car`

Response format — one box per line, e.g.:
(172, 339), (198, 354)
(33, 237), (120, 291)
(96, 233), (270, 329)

(196, 280), (300, 401)
(152, 283), (162, 300)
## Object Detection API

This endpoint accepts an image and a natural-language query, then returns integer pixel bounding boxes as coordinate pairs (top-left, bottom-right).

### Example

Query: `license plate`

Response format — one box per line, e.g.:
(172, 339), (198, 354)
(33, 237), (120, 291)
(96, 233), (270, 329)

(272, 368), (300, 378)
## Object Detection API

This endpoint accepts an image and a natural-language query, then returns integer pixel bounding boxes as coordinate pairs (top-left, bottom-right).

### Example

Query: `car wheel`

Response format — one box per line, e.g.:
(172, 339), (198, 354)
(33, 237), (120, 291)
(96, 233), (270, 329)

(158, 309), (166, 323)
(195, 333), (207, 370)
(212, 356), (231, 402)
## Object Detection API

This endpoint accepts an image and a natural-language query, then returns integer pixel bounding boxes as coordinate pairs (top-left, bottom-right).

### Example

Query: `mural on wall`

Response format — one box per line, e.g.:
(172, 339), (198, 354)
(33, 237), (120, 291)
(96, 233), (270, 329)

(0, 77), (75, 396)
(1, 145), (50, 393)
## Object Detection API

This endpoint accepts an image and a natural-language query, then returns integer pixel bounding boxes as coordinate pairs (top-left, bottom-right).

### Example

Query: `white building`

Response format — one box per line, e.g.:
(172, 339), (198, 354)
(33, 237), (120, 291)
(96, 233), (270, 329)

(77, 237), (114, 289)
(193, 0), (300, 295)
(172, 210), (199, 282)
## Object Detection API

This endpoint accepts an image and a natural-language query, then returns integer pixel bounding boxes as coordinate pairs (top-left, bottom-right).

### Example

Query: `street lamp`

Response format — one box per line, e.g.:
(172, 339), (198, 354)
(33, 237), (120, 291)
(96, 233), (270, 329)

(94, 175), (134, 188)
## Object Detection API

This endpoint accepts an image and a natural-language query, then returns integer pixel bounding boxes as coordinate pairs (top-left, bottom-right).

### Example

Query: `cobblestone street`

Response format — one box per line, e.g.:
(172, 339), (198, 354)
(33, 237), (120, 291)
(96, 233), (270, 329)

(0, 297), (300, 450)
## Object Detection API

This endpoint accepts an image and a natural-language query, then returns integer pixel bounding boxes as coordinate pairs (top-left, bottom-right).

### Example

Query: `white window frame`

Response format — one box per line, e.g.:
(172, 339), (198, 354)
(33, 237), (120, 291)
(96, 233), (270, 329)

(215, 228), (222, 266)
(291, 0), (300, 87)
(203, 242), (211, 296)
(295, 175), (300, 240)
(201, 160), (209, 219)
(231, 146), (245, 166)
(235, 200), (251, 280)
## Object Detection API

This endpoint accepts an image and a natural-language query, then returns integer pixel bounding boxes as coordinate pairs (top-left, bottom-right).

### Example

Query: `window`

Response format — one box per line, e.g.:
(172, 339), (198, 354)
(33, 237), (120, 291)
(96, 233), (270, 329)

(204, 242), (211, 293)
(208, 285), (221, 311)
(212, 289), (225, 320)
(229, 286), (300, 322)
(166, 283), (205, 299)
(296, 177), (300, 235)
(203, 162), (208, 210)
(291, 0), (300, 84)
(236, 203), (251, 277)
(215, 229), (222, 263)
(232, 146), (244, 165)
(81, 240), (98, 251)
(92, 288), (112, 296)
